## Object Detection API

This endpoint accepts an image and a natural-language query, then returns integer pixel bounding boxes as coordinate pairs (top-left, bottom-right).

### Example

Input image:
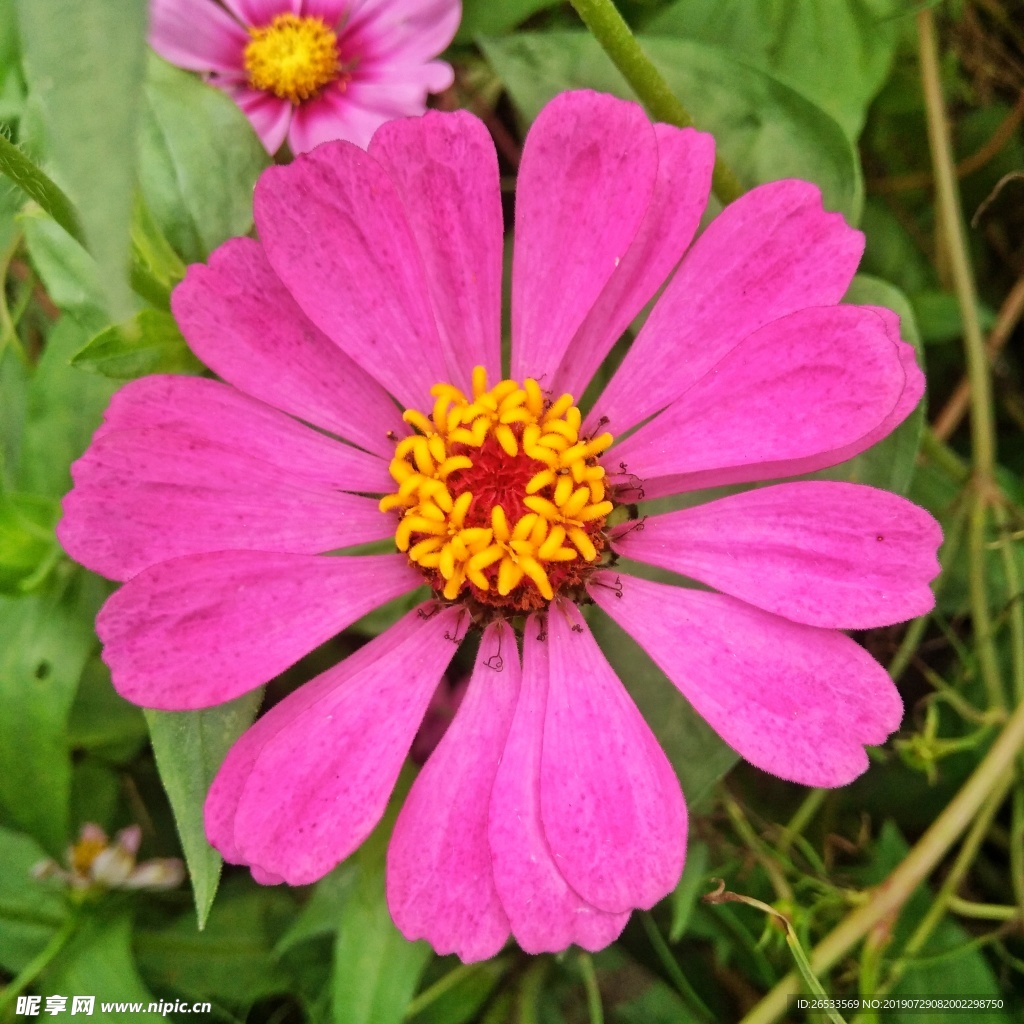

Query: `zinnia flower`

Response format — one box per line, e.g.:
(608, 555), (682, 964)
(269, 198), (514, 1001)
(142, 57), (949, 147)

(149, 0), (461, 152)
(59, 90), (942, 962)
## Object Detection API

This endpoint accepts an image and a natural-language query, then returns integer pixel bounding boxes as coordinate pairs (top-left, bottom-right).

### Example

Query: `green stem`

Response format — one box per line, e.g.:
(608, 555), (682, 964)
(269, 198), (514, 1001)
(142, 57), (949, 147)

(874, 770), (1014, 998)
(918, 8), (997, 477)
(947, 896), (1022, 922)
(992, 500), (1024, 707)
(516, 959), (549, 1024)
(777, 789), (827, 857)
(567, 0), (744, 204)
(886, 615), (931, 685)
(739, 691), (1024, 1024)
(0, 916), (77, 1014)
(0, 229), (28, 365)
(968, 496), (1005, 710)
(1011, 787), (1024, 913)
(723, 793), (794, 902)
(639, 912), (716, 1023)
(887, 502), (968, 684)
(577, 953), (604, 1024)
(404, 962), (492, 1019)
(919, 428), (970, 484)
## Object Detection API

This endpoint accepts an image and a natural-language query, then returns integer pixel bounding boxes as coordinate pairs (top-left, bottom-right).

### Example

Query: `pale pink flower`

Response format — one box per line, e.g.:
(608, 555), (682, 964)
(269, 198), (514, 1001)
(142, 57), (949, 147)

(59, 90), (941, 962)
(149, 0), (460, 152)
(33, 823), (185, 893)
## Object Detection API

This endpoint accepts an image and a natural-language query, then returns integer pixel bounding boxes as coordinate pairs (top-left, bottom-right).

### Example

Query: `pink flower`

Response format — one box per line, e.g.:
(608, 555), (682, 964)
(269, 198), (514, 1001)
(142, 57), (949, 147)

(149, 0), (461, 152)
(59, 90), (942, 962)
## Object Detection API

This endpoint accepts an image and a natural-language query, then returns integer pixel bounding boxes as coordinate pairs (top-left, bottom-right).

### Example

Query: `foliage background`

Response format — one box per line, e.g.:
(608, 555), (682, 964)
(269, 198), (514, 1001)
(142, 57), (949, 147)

(1, 0), (1023, 1021)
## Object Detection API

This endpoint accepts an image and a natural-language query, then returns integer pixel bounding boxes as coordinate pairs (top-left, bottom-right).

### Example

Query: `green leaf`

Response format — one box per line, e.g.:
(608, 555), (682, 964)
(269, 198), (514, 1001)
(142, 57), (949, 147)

(67, 657), (148, 764)
(129, 196), (187, 310)
(669, 841), (710, 943)
(909, 288), (997, 346)
(860, 198), (936, 298)
(407, 960), (509, 1024)
(333, 769), (431, 1024)
(0, 488), (60, 594)
(0, 566), (107, 853)
(20, 183), (187, 318)
(145, 690), (264, 929)
(333, 874), (432, 1024)
(0, 3), (26, 128)
(42, 911), (163, 1022)
(17, 0), (149, 322)
(818, 274), (925, 495)
(0, 131), (84, 245)
(16, 316), (117, 499)
(138, 57), (270, 264)
(644, 0), (902, 138)
(73, 308), (204, 381)
(480, 30), (862, 222)
(0, 824), (68, 975)
(21, 211), (113, 334)
(455, 0), (562, 43)
(615, 980), (705, 1024)
(852, 823), (1013, 1022)
(69, 758), (121, 833)
(586, 606), (738, 806)
(276, 865), (356, 955)
(0, 330), (29, 487)
(136, 886), (294, 1008)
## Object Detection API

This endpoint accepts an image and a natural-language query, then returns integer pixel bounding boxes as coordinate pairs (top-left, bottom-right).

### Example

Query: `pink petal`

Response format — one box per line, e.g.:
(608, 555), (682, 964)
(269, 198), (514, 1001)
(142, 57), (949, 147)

(149, 0), (248, 74)
(608, 305), (909, 501)
(94, 376), (392, 495)
(300, 0), (348, 22)
(589, 572), (903, 787)
(284, 85), (375, 154)
(612, 481), (941, 630)
(588, 179), (864, 436)
(551, 124), (715, 401)
(286, 68), (455, 153)
(254, 141), (449, 409)
(172, 237), (407, 459)
(352, 59), (455, 94)
(250, 865), (286, 885)
(488, 615), (629, 954)
(540, 601), (686, 914)
(387, 622), (517, 962)
(369, 111), (503, 393)
(98, 552), (421, 710)
(282, 83), (385, 152)
(360, 58), (456, 93)
(223, 0), (301, 22)
(510, 91), (660, 385)
(343, 0), (462, 65)
(843, 306), (926, 455)
(206, 603), (466, 883)
(59, 428), (388, 581)
(222, 84), (293, 154)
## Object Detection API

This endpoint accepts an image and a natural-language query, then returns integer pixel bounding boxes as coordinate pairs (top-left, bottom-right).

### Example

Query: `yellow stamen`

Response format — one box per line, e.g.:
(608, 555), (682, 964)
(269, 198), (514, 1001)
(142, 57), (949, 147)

(380, 366), (617, 605)
(244, 14), (341, 105)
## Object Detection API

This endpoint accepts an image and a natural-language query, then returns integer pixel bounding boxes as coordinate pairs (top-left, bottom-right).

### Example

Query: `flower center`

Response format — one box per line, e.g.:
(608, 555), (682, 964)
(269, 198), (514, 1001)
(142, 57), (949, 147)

(243, 14), (342, 104)
(381, 367), (615, 613)
(69, 835), (107, 875)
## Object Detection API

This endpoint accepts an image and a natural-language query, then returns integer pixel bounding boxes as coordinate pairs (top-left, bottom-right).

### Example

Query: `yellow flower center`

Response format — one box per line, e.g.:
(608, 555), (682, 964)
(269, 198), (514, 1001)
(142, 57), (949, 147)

(69, 835), (107, 876)
(243, 14), (342, 104)
(381, 367), (615, 612)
